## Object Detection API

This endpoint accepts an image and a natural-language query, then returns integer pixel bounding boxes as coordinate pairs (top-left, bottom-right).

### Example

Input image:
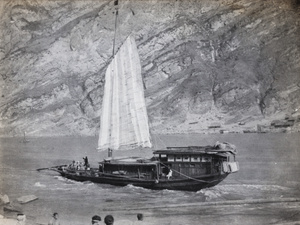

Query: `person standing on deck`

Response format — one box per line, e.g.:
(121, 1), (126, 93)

(68, 160), (76, 170)
(83, 156), (89, 169)
(166, 169), (173, 179)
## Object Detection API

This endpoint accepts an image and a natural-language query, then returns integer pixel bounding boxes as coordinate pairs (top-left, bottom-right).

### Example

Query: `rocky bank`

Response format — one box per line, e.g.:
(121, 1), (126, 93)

(0, 0), (300, 136)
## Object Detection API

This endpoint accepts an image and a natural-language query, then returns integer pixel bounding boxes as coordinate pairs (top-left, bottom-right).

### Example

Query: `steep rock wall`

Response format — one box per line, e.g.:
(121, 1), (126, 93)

(0, 0), (299, 136)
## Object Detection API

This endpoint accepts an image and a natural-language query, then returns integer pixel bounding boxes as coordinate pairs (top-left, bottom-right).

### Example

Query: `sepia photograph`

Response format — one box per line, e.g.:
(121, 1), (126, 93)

(0, 0), (300, 224)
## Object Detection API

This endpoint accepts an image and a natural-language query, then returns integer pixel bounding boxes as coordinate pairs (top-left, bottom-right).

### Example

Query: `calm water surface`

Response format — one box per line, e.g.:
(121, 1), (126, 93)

(0, 133), (300, 225)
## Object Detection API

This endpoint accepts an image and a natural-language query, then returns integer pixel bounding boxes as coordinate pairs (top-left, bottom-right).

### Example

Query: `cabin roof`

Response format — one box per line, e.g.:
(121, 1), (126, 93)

(153, 146), (237, 155)
(103, 156), (158, 165)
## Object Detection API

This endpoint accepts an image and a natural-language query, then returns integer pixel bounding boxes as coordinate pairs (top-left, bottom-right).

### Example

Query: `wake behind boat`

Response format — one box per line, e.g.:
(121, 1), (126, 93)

(40, 2), (239, 192)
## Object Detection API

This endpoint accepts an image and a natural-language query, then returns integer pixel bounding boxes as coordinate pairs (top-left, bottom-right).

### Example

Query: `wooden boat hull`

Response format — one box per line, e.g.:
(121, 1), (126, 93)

(45, 144), (238, 192)
(54, 167), (228, 192)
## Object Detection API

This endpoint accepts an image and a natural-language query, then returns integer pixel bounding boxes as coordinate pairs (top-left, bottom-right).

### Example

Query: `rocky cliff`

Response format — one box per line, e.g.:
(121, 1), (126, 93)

(0, 0), (300, 136)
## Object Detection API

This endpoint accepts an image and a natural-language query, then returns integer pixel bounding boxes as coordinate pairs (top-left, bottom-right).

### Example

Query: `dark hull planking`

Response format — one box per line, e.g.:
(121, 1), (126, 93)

(55, 167), (228, 192)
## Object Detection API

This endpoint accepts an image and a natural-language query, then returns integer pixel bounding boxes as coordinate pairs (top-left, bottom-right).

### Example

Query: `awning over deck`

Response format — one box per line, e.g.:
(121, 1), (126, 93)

(102, 156), (158, 165)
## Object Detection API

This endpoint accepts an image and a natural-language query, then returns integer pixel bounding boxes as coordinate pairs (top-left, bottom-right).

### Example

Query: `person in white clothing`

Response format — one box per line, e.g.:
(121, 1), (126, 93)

(166, 169), (173, 179)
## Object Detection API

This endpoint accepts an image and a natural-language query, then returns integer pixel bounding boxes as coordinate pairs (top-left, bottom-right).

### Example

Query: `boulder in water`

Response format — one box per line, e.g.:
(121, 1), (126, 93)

(0, 218), (18, 225)
(3, 204), (21, 212)
(17, 195), (38, 204)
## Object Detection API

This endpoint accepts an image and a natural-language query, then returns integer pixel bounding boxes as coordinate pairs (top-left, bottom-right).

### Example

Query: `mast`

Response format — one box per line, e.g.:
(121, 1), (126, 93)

(112, 0), (119, 57)
(106, 0), (118, 157)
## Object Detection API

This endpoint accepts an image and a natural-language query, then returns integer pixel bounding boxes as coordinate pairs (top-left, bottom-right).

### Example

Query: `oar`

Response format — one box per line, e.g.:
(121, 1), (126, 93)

(37, 165), (67, 172)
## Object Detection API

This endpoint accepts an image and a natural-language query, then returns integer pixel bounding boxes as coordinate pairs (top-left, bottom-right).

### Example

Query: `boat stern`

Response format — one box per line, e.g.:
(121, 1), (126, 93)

(222, 161), (239, 173)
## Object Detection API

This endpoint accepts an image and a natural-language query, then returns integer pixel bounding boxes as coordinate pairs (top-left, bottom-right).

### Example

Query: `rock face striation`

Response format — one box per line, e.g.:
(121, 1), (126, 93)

(0, 0), (299, 136)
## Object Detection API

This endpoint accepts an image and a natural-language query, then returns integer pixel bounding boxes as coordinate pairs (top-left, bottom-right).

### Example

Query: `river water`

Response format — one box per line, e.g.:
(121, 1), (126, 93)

(0, 133), (300, 225)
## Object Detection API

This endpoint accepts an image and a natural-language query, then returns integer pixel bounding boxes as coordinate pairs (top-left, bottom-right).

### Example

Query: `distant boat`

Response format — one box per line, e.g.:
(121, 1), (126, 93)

(22, 131), (29, 143)
(43, 34), (239, 191)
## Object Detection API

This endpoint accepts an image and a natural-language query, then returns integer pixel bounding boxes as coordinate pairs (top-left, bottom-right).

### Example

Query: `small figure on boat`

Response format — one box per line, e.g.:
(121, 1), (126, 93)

(48, 212), (60, 225)
(166, 168), (173, 180)
(162, 166), (172, 179)
(68, 160), (76, 170)
(76, 161), (83, 170)
(67, 158), (91, 171)
(91, 215), (101, 225)
(83, 156), (90, 170)
(83, 156), (88, 167)
(99, 163), (103, 173)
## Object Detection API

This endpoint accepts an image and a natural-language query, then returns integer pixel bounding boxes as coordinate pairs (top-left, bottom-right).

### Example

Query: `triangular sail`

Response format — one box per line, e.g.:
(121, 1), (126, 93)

(98, 36), (152, 150)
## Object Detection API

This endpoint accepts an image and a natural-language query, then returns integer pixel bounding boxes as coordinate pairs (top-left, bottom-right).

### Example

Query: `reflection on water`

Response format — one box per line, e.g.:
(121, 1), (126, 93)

(0, 133), (300, 225)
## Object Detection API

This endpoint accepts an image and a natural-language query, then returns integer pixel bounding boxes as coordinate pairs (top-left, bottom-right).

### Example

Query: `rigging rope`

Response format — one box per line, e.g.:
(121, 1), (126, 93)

(156, 134), (167, 149)
(158, 161), (222, 184)
(150, 133), (167, 149)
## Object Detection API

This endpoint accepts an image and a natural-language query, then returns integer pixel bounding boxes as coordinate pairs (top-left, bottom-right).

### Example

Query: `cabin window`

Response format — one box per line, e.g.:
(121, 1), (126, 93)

(183, 156), (190, 162)
(201, 156), (212, 162)
(175, 156), (182, 162)
(168, 155), (175, 162)
(191, 156), (200, 162)
(160, 154), (167, 161)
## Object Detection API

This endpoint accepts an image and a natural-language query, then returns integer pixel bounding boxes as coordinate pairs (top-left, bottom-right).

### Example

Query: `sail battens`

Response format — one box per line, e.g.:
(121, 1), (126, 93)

(98, 36), (152, 150)
(130, 38), (146, 146)
(98, 60), (113, 149)
(111, 57), (120, 149)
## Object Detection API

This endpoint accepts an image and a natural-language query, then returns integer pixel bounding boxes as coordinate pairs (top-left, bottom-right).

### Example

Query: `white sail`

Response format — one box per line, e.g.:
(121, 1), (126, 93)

(98, 36), (152, 150)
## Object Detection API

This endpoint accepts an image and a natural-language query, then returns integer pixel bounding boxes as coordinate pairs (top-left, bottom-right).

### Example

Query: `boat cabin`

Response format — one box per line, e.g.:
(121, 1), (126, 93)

(99, 145), (238, 181)
(100, 157), (159, 180)
(152, 146), (238, 178)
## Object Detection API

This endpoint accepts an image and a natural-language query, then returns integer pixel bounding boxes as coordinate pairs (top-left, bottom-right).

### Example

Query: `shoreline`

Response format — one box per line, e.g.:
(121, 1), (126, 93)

(0, 128), (299, 139)
(2, 198), (300, 225)
(1, 111), (300, 138)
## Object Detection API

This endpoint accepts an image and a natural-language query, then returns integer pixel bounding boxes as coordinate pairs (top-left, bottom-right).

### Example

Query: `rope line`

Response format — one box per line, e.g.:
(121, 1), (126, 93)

(158, 161), (221, 184)
(51, 161), (222, 184)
